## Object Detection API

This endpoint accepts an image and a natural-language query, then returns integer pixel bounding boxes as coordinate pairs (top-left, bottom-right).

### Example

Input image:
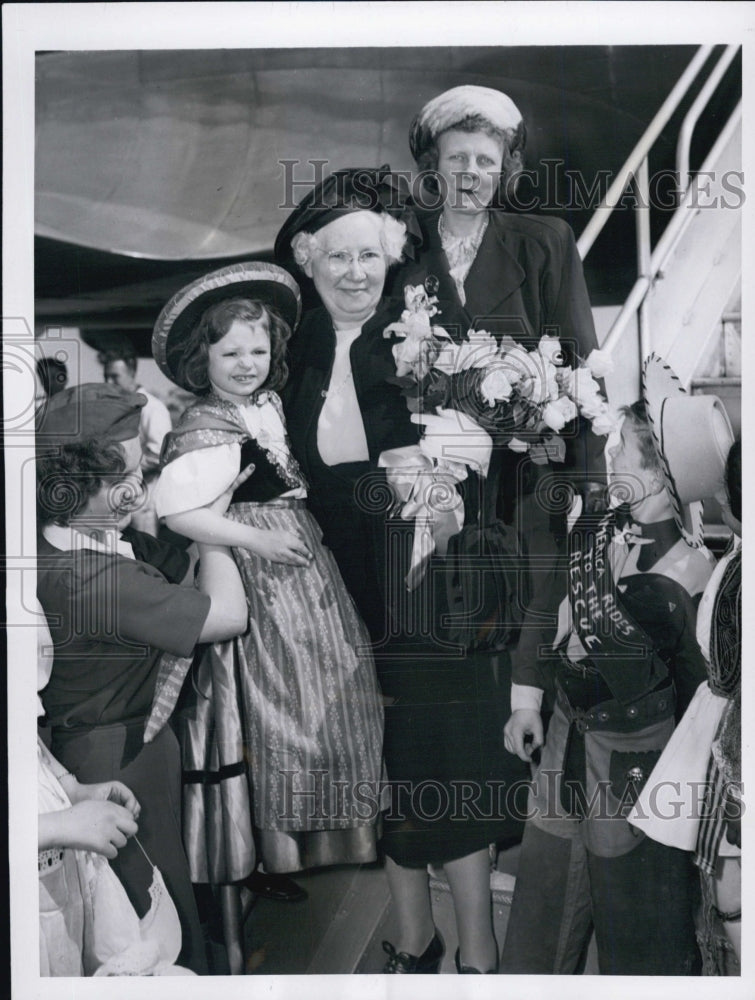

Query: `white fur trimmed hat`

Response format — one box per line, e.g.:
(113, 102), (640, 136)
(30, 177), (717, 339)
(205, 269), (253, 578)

(410, 85), (523, 162)
(642, 354), (734, 548)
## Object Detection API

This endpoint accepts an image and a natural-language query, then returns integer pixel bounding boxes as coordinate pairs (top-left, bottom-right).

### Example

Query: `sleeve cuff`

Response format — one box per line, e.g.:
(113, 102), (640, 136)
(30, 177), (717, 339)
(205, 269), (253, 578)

(511, 683), (544, 713)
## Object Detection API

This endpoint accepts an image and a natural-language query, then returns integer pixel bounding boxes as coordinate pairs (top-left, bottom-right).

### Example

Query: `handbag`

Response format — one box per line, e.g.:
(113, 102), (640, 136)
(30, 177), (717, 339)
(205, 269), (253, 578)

(443, 519), (523, 651)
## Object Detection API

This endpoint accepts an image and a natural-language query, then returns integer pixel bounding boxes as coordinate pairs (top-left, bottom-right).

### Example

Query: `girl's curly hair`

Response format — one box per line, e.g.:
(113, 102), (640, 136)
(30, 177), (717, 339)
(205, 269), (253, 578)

(175, 298), (291, 396)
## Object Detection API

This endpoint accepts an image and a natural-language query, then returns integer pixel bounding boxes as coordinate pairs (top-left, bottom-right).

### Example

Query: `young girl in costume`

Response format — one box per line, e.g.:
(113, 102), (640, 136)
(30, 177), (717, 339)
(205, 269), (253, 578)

(152, 262), (384, 880)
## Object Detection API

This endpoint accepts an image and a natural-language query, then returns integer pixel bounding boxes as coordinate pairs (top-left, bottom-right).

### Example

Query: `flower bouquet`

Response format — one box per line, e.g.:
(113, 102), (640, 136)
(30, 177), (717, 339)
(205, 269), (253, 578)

(378, 283), (616, 606)
(384, 282), (616, 467)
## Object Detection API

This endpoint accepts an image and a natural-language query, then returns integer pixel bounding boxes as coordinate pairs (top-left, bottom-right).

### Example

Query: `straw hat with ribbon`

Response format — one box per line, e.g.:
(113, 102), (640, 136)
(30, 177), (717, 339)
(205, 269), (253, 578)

(152, 261), (301, 391)
(642, 353), (734, 548)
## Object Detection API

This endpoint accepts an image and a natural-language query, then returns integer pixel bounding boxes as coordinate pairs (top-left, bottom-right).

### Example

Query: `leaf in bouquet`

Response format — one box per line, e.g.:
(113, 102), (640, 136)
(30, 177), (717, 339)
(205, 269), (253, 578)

(404, 394), (424, 414)
(510, 400), (527, 425)
(529, 443), (549, 465)
(386, 375), (417, 388)
(424, 376), (452, 409)
(545, 435), (567, 463)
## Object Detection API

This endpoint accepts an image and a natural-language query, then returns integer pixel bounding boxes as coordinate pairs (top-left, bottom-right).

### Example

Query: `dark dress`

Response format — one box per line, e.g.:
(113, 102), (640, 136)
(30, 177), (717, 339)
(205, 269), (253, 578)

(284, 298), (530, 866)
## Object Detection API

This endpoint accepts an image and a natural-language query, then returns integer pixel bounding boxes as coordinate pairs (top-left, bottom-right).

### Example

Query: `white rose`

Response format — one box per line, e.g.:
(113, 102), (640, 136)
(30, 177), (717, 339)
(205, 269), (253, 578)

(543, 396), (578, 431)
(586, 348), (613, 378)
(457, 331), (500, 372)
(542, 401), (567, 432)
(508, 437), (530, 453)
(526, 354), (559, 404)
(538, 335), (565, 366)
(499, 346), (533, 385)
(568, 366), (604, 416)
(590, 406), (619, 436)
(480, 368), (513, 406)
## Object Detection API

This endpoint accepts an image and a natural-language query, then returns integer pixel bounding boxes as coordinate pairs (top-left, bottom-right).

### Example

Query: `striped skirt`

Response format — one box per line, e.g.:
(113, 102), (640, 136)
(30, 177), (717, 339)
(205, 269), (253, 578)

(180, 500), (385, 878)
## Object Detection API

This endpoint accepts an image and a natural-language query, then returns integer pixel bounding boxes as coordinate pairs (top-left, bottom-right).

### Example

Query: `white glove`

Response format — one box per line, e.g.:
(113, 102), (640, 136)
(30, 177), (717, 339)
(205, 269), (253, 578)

(412, 408), (493, 477)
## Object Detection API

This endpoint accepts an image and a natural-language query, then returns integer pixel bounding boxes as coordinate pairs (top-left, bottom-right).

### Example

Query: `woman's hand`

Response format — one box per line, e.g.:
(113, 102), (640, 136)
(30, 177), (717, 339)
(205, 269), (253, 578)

(39, 800), (139, 858)
(250, 528), (313, 566)
(504, 709), (544, 763)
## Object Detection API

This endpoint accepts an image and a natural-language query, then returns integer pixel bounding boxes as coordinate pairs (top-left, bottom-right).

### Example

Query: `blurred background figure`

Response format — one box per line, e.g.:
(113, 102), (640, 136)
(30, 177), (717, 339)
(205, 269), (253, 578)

(37, 356), (69, 398)
(99, 341), (172, 536)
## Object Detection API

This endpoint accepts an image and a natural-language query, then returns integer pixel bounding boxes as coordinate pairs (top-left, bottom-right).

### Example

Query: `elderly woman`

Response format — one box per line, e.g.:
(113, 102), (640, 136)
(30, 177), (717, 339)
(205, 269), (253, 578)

(277, 168), (528, 975)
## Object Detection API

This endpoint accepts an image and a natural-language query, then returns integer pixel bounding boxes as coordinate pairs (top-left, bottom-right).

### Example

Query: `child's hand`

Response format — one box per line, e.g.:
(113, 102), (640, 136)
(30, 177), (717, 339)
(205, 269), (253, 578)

(70, 779), (141, 821)
(504, 709), (544, 763)
(253, 529), (313, 566)
(46, 800), (139, 858)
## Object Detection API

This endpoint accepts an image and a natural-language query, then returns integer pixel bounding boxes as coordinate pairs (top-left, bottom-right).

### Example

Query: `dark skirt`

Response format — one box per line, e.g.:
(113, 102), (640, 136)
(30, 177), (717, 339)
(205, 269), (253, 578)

(51, 720), (208, 975)
(308, 466), (529, 867)
(379, 645), (528, 867)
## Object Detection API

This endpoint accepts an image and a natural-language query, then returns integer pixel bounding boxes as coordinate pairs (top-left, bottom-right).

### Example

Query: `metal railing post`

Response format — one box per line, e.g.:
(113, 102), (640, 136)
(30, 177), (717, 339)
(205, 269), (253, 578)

(635, 159), (653, 388)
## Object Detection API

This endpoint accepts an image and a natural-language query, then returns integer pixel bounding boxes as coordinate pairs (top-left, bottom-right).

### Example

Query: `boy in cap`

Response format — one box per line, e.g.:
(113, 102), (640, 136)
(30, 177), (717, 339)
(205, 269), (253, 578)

(501, 356), (733, 975)
(36, 383), (249, 974)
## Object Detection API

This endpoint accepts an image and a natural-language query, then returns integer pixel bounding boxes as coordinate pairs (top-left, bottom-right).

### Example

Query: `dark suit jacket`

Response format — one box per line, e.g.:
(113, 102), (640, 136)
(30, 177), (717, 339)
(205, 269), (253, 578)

(391, 209), (598, 364)
(282, 298), (419, 641)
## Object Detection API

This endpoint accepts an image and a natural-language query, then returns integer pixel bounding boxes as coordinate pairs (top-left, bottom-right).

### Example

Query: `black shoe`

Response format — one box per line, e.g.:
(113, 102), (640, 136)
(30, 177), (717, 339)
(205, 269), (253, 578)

(454, 947), (499, 974)
(241, 870), (308, 902)
(382, 931), (444, 973)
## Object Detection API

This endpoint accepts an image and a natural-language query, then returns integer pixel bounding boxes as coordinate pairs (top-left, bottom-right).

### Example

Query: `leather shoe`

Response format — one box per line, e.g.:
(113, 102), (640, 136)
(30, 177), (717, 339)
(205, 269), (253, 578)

(454, 947), (499, 974)
(382, 931), (444, 973)
(241, 870), (308, 902)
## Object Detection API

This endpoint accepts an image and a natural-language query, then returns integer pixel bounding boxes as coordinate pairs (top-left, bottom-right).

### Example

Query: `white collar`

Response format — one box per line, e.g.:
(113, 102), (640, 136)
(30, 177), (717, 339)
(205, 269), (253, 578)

(43, 522), (135, 560)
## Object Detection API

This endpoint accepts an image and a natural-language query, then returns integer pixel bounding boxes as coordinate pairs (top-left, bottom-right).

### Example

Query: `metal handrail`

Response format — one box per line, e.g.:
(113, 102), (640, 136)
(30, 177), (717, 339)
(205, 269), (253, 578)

(577, 43), (740, 378)
(576, 45), (713, 259)
(600, 100), (741, 357)
(676, 45), (739, 189)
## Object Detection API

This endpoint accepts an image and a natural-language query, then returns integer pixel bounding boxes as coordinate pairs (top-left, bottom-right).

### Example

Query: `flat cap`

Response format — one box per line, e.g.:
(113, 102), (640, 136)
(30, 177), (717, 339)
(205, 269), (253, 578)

(36, 383), (146, 446)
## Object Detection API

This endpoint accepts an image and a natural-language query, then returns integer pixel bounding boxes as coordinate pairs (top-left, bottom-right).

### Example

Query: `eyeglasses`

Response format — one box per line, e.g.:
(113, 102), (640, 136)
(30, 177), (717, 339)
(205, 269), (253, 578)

(316, 249), (385, 275)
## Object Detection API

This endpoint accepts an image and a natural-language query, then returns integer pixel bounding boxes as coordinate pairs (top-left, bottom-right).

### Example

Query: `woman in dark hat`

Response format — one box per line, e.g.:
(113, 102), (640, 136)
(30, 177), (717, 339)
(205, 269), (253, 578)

(277, 168), (529, 974)
(152, 262), (385, 886)
(36, 383), (250, 974)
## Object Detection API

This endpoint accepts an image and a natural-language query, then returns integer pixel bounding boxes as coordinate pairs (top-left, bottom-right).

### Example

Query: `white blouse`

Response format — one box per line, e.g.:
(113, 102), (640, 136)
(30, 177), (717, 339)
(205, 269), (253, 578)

(153, 397), (306, 518)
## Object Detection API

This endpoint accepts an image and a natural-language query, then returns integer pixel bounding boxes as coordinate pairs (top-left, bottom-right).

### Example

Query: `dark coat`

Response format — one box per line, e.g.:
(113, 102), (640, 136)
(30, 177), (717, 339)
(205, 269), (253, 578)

(283, 297), (419, 477)
(282, 297), (419, 641)
(391, 209), (599, 364)
(391, 210), (607, 691)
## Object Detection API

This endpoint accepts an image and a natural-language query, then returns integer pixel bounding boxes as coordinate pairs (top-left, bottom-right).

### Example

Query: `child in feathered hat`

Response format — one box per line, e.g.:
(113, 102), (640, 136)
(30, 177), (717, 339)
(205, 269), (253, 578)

(502, 355), (733, 975)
